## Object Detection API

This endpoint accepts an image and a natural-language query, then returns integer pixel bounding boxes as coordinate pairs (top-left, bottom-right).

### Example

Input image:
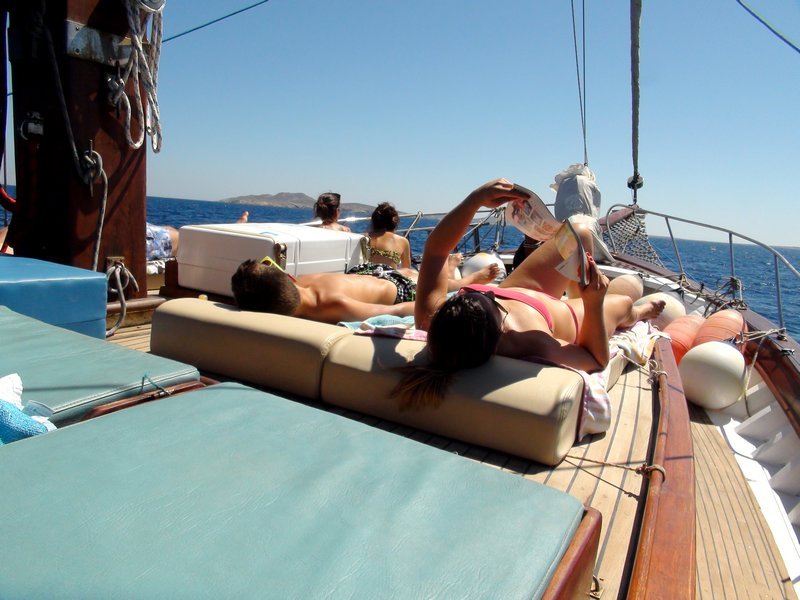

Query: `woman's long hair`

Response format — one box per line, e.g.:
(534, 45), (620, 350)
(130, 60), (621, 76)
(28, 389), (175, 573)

(391, 293), (502, 409)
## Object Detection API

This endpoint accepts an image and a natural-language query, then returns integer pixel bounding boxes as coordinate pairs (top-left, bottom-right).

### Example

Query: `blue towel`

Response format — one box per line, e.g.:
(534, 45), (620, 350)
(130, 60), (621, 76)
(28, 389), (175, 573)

(0, 400), (48, 445)
(338, 315), (416, 330)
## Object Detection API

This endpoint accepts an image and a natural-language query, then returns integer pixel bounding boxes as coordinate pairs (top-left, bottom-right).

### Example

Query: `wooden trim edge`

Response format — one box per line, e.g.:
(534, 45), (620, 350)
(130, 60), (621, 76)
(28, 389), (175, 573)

(627, 337), (696, 599)
(543, 506), (602, 600)
(79, 380), (207, 421)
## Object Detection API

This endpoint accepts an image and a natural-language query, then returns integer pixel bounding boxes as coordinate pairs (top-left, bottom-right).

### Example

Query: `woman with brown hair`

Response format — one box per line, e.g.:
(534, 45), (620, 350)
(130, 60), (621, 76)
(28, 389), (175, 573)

(314, 193), (351, 232)
(349, 201), (500, 289)
(363, 202), (412, 269)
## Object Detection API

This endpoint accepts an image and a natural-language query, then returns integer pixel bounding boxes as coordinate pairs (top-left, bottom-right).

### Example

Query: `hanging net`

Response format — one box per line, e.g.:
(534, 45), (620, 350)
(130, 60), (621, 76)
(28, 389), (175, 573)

(600, 206), (664, 267)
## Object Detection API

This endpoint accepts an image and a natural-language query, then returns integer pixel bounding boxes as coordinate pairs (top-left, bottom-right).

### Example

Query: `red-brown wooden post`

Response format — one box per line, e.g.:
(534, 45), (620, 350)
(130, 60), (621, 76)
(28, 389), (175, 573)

(7, 0), (147, 299)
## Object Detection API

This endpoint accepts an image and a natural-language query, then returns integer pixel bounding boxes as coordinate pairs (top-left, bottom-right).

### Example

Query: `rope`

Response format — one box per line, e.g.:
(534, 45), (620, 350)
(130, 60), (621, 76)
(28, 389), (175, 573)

(105, 261), (140, 337)
(43, 23), (85, 180)
(569, 0), (589, 165)
(565, 454), (663, 477)
(84, 150), (110, 271)
(112, 0), (164, 152)
(141, 372), (170, 395)
(628, 0), (643, 202)
(43, 17), (115, 269)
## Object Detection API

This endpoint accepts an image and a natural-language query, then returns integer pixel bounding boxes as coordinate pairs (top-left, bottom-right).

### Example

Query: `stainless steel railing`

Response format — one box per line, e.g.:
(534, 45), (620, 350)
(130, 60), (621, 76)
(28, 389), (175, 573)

(604, 204), (800, 333)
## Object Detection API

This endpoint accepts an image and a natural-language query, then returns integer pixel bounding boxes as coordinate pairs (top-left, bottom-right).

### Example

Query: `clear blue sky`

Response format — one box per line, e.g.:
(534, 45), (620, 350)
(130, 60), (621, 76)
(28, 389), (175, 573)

(7, 1), (800, 246)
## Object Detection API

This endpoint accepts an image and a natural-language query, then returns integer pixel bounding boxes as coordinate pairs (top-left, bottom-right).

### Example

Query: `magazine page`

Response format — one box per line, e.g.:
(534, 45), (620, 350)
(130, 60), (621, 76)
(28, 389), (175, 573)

(505, 184), (560, 241)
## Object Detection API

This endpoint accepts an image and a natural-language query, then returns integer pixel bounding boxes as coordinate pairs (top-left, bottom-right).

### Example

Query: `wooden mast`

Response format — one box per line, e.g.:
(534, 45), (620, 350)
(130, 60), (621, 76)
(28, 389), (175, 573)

(6, 0), (147, 298)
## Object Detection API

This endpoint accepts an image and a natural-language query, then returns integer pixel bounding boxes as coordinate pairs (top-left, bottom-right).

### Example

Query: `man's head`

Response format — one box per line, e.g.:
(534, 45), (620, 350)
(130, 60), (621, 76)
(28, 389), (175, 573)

(427, 291), (505, 371)
(231, 259), (301, 315)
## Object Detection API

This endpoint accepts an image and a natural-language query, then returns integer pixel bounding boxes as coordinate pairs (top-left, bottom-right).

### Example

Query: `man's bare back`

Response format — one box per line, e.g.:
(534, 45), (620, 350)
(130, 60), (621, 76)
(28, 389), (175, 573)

(291, 272), (414, 323)
(231, 259), (416, 324)
(296, 272), (400, 306)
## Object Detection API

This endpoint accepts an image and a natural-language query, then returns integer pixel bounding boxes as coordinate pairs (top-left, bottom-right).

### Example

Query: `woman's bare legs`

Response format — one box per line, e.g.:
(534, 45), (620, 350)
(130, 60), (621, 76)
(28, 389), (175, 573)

(592, 294), (665, 336)
(501, 220), (595, 297)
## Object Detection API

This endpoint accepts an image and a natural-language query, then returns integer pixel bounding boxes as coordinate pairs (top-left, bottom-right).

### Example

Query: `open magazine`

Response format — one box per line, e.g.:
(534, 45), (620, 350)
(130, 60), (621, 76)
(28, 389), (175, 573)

(506, 184), (589, 286)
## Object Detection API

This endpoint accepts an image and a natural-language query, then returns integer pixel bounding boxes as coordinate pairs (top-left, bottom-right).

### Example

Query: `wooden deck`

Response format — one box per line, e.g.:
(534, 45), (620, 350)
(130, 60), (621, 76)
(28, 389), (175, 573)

(109, 323), (796, 599)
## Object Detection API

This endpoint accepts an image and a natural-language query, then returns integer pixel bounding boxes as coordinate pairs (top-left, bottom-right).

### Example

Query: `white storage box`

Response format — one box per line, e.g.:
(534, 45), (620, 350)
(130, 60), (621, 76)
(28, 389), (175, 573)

(177, 223), (366, 297)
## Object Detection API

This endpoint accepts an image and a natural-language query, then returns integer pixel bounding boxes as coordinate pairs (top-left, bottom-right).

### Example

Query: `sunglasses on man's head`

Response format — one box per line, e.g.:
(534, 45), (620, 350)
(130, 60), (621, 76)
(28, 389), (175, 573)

(260, 255), (297, 282)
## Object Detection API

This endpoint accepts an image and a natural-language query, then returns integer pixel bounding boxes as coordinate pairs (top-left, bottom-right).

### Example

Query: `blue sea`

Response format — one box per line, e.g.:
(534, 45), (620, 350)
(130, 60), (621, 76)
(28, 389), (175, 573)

(146, 195), (800, 340)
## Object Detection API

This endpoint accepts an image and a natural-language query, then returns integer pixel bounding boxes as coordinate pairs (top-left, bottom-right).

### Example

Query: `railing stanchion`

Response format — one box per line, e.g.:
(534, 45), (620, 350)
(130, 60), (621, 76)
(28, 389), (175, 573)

(665, 217), (686, 277)
(775, 253), (786, 335)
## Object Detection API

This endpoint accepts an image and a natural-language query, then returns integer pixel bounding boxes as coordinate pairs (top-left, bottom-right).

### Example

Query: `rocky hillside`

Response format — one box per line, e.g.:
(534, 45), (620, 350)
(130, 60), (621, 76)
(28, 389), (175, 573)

(220, 192), (373, 213)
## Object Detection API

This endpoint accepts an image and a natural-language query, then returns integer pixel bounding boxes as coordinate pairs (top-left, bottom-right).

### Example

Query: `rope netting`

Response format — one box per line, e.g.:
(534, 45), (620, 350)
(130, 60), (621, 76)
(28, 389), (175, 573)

(602, 208), (664, 267)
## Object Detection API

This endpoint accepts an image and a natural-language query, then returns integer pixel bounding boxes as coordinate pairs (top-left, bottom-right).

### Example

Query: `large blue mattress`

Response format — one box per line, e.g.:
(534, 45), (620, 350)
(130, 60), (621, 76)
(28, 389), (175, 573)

(0, 305), (199, 424)
(0, 382), (585, 599)
(0, 254), (107, 338)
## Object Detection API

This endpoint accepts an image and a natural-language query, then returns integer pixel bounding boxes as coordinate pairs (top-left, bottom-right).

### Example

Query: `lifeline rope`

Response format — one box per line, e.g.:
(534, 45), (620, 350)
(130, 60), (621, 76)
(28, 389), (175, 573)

(111, 0), (164, 152)
(566, 357), (667, 491)
(562, 452), (665, 501)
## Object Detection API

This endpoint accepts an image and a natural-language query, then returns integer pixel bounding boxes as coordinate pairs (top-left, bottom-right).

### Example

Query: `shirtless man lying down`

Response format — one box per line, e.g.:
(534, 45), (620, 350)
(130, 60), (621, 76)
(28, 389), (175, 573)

(231, 257), (417, 324)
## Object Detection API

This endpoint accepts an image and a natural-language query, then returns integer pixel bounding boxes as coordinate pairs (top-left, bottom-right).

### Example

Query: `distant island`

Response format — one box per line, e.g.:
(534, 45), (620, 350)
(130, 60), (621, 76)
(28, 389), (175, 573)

(220, 192), (374, 213)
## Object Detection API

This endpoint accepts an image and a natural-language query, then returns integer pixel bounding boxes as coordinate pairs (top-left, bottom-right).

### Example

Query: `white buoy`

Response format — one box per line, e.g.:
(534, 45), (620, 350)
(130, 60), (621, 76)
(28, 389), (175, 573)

(634, 292), (685, 330)
(461, 252), (506, 283)
(679, 341), (746, 409)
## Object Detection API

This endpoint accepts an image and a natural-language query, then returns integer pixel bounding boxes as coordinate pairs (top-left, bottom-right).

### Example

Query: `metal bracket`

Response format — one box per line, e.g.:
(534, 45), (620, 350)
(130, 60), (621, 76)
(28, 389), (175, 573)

(65, 20), (133, 67)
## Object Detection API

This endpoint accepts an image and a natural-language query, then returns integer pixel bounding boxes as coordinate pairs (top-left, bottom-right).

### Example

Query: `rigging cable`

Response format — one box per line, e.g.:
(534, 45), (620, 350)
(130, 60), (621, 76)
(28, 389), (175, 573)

(735, 0), (800, 55)
(569, 0), (589, 166)
(628, 0), (643, 203)
(163, 0), (272, 43)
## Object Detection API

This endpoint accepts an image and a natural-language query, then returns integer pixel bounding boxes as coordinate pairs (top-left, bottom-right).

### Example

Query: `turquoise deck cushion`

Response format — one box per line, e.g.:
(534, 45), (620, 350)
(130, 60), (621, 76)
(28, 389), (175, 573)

(0, 254), (107, 338)
(0, 382), (584, 599)
(0, 306), (199, 424)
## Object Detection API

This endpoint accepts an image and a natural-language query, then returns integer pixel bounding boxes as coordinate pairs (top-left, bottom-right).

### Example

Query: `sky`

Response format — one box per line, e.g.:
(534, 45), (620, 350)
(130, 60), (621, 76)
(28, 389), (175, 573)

(5, 1), (800, 246)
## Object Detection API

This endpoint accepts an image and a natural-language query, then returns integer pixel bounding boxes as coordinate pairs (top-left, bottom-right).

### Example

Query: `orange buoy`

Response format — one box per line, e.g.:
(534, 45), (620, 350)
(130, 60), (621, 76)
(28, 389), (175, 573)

(692, 309), (746, 347)
(664, 314), (706, 364)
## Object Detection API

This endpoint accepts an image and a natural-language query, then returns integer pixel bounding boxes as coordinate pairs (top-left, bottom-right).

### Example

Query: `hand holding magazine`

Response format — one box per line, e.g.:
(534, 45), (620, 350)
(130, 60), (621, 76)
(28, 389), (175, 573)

(506, 184), (590, 286)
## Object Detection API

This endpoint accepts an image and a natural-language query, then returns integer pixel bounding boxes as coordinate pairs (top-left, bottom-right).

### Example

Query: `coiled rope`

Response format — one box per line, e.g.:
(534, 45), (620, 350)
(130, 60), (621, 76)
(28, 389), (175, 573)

(109, 0), (164, 152)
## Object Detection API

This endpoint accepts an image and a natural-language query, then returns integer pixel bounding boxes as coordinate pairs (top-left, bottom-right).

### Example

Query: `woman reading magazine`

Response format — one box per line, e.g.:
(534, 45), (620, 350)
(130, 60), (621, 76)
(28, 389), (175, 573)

(392, 178), (664, 409)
